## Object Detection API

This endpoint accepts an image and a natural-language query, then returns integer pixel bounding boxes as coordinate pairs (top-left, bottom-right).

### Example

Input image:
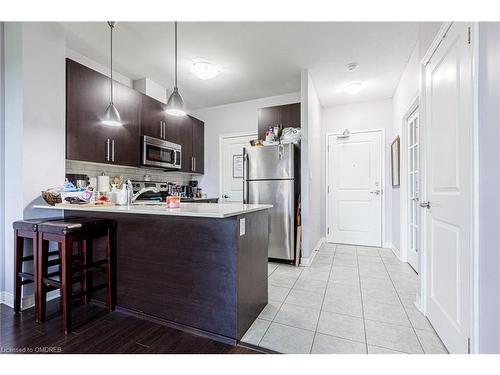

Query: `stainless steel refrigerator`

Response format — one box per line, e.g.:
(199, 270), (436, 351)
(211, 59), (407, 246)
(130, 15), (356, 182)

(243, 144), (299, 261)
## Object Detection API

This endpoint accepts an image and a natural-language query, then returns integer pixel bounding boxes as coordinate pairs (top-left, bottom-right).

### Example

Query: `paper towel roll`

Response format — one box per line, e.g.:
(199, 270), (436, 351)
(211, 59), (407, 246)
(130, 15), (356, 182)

(97, 175), (110, 192)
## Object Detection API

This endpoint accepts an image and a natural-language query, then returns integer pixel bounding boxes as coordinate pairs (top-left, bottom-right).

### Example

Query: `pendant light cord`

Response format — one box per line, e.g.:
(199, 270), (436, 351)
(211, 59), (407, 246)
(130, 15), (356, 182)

(110, 22), (114, 104)
(174, 21), (178, 89)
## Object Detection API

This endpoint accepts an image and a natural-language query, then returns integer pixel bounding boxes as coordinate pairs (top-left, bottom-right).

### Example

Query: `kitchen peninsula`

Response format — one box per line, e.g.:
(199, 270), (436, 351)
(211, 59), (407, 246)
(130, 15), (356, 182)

(34, 202), (272, 345)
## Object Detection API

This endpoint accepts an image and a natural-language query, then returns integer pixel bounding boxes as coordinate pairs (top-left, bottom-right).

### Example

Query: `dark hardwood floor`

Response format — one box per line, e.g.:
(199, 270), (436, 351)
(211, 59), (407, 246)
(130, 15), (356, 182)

(0, 300), (262, 354)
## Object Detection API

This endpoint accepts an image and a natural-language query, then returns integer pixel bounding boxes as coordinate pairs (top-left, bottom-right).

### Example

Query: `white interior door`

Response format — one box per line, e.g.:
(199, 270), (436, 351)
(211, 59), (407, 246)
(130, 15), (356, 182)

(220, 133), (256, 202)
(423, 23), (473, 354)
(407, 109), (420, 273)
(327, 130), (383, 247)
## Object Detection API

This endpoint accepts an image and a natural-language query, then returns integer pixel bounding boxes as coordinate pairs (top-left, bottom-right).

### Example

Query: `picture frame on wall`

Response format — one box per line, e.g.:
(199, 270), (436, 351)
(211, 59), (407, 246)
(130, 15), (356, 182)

(391, 136), (400, 187)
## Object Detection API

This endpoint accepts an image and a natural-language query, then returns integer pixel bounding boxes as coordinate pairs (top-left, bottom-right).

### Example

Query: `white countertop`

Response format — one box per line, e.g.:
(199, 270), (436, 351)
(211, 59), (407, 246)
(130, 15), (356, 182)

(33, 202), (272, 219)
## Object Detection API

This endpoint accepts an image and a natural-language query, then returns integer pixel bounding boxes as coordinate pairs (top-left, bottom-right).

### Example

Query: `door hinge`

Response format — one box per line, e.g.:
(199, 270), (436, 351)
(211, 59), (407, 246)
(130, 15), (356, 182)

(468, 337), (471, 354)
(327, 185), (330, 193)
(467, 27), (471, 44)
(327, 144), (330, 152)
(327, 227), (330, 235)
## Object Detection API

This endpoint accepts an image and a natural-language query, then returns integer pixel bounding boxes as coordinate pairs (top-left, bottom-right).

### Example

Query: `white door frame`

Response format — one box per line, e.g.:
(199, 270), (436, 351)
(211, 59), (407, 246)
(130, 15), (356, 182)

(399, 97), (420, 266)
(325, 128), (386, 247)
(218, 131), (257, 201)
(419, 21), (479, 353)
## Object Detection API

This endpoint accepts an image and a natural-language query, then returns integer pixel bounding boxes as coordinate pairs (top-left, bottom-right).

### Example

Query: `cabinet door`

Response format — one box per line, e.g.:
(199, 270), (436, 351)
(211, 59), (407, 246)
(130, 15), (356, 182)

(140, 95), (165, 140)
(66, 59), (141, 167)
(191, 116), (204, 174)
(165, 115), (192, 172)
(281, 103), (301, 128)
(257, 106), (281, 140)
(111, 84), (141, 167)
(66, 59), (110, 163)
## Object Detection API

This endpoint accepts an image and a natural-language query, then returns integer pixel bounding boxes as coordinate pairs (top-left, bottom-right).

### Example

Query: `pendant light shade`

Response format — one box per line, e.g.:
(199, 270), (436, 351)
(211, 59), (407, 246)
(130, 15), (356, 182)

(102, 102), (122, 127)
(102, 21), (123, 126)
(165, 87), (185, 117)
(165, 21), (186, 117)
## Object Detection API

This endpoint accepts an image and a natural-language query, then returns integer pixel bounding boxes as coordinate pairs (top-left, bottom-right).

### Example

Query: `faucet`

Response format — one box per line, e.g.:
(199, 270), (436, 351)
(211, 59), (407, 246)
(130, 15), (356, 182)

(131, 187), (160, 203)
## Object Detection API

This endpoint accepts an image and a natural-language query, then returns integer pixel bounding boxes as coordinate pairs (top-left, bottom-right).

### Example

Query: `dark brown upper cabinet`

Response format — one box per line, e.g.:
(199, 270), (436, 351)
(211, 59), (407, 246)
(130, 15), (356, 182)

(140, 94), (166, 140)
(190, 116), (205, 174)
(66, 58), (205, 174)
(257, 102), (301, 140)
(164, 115), (192, 173)
(66, 59), (141, 167)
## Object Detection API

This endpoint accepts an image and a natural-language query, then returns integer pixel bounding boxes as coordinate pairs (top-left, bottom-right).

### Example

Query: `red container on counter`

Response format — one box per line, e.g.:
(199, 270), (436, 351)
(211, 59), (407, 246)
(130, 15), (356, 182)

(166, 196), (181, 208)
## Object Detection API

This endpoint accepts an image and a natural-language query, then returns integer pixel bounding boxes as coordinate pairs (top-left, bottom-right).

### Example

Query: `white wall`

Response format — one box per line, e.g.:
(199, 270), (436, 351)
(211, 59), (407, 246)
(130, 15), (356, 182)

(2, 22), (65, 301)
(321, 99), (394, 245)
(300, 71), (322, 260)
(477, 22), (500, 354)
(391, 43), (419, 256)
(0, 22), (5, 296)
(192, 92), (300, 198)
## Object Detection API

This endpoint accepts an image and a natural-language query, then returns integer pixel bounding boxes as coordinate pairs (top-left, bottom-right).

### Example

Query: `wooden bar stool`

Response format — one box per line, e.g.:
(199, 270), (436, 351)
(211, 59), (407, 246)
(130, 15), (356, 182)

(37, 218), (117, 333)
(13, 218), (61, 320)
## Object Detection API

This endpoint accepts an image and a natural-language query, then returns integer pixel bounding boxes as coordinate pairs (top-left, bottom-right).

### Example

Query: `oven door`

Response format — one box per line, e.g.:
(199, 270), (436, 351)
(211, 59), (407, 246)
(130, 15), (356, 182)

(142, 136), (181, 169)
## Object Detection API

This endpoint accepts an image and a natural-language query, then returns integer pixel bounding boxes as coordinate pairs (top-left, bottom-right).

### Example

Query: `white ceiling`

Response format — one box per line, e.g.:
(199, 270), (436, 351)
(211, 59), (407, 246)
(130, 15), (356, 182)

(60, 22), (418, 109)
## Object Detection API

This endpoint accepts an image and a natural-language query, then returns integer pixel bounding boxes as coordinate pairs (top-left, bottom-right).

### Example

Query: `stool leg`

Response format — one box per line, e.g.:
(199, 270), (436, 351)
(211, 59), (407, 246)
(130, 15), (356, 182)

(14, 230), (23, 315)
(82, 239), (93, 304)
(32, 233), (39, 322)
(38, 235), (49, 322)
(110, 227), (117, 310)
(105, 232), (115, 312)
(61, 237), (73, 334)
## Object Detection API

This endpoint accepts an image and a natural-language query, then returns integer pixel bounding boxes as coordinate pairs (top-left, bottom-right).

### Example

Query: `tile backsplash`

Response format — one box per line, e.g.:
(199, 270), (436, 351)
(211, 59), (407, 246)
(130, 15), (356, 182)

(66, 160), (194, 185)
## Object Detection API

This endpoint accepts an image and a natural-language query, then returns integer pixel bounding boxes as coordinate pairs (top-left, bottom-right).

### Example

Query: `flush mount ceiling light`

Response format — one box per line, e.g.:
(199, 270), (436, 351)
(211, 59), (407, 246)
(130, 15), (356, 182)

(346, 62), (359, 72)
(191, 61), (220, 80)
(165, 21), (186, 117)
(343, 81), (363, 95)
(102, 21), (122, 127)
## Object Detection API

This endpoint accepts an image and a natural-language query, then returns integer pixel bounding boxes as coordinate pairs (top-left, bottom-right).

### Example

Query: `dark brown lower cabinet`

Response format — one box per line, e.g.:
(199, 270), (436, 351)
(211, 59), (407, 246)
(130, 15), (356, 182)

(65, 209), (269, 344)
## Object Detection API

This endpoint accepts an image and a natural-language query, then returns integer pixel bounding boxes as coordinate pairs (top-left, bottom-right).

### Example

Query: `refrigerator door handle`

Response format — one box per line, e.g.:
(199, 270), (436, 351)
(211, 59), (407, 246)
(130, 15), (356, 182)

(243, 153), (249, 203)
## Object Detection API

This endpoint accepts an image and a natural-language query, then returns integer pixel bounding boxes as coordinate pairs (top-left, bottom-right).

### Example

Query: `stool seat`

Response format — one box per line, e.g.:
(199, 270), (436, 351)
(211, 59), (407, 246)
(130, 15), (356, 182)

(37, 218), (115, 235)
(13, 218), (61, 232)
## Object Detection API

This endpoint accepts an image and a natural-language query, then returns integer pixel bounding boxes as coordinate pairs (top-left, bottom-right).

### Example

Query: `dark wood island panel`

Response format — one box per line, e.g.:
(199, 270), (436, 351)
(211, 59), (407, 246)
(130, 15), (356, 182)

(65, 209), (269, 345)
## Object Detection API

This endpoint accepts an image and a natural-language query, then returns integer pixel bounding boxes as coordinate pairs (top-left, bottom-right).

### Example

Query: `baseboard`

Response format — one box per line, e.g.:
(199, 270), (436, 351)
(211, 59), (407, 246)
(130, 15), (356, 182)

(0, 290), (60, 310)
(300, 237), (325, 266)
(391, 244), (401, 260)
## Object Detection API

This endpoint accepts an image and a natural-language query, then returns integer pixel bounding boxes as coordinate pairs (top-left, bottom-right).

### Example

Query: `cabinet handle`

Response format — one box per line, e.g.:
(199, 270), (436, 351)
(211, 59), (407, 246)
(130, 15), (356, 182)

(160, 121), (163, 139)
(111, 139), (115, 162)
(163, 122), (166, 140)
(105, 139), (110, 161)
(194, 156), (196, 172)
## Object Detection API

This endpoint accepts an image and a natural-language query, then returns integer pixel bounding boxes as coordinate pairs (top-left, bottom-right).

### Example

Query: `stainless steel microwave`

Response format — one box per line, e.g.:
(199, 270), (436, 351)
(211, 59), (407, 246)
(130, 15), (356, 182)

(141, 135), (182, 170)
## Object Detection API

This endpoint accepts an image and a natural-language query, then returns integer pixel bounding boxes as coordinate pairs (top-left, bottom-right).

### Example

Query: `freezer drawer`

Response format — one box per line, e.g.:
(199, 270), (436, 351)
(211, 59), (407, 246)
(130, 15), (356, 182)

(244, 144), (294, 180)
(247, 179), (294, 260)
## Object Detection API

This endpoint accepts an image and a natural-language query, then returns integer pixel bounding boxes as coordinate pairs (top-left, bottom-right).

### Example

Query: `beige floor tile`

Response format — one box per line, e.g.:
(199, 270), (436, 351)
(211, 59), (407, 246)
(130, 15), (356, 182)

(274, 303), (321, 331)
(365, 319), (423, 354)
(241, 318), (271, 346)
(260, 322), (315, 354)
(312, 333), (367, 354)
(317, 311), (365, 342)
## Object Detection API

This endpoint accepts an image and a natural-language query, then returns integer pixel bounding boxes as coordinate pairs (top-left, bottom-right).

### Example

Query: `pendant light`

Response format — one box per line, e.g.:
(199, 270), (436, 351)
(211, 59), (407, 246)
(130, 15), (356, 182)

(165, 21), (186, 117)
(102, 21), (122, 127)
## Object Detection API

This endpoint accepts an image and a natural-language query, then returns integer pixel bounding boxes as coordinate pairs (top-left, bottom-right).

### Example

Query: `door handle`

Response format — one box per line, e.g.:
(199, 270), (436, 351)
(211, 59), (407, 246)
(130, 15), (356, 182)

(369, 189), (381, 195)
(420, 201), (431, 209)
(105, 139), (110, 161)
(222, 194), (230, 199)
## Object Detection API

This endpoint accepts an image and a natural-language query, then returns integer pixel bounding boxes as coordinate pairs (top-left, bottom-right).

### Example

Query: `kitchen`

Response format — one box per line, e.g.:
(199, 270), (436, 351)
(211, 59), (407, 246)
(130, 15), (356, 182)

(1, 20), (435, 355)
(3, 12), (495, 363)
